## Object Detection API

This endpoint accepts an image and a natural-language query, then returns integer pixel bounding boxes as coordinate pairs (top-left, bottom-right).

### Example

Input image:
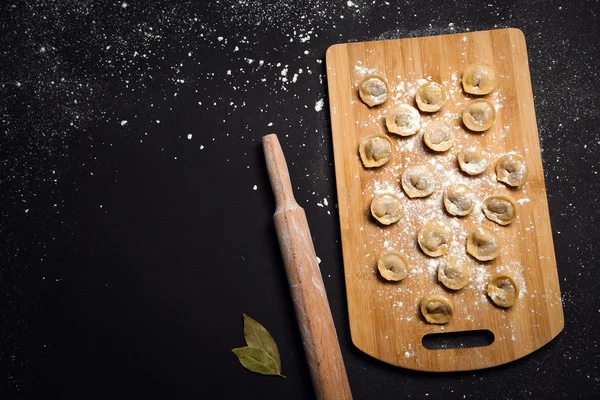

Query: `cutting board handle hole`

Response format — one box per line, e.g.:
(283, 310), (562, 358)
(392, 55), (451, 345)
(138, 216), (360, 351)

(422, 329), (494, 350)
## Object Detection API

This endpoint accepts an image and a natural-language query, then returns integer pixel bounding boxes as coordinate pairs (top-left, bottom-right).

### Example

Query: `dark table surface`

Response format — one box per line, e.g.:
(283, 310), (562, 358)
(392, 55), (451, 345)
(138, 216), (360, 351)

(1, 1), (599, 399)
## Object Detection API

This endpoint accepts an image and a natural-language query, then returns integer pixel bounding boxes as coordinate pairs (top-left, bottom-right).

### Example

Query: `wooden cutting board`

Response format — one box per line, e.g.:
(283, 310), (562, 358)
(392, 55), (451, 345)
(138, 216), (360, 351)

(325, 28), (563, 372)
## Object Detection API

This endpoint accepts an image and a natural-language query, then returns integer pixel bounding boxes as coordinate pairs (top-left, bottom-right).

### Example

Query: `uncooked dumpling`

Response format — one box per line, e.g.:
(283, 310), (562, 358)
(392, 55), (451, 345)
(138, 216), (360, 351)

(482, 195), (517, 225)
(358, 75), (389, 107)
(443, 183), (476, 216)
(359, 134), (393, 168)
(370, 194), (403, 225)
(458, 144), (489, 175)
(462, 63), (499, 95)
(420, 294), (454, 324)
(462, 99), (496, 132)
(401, 164), (436, 198)
(496, 153), (528, 187)
(386, 104), (420, 136)
(437, 257), (471, 290)
(487, 274), (519, 307)
(423, 120), (454, 152)
(418, 219), (453, 257)
(415, 82), (447, 112)
(377, 252), (409, 281)
(466, 226), (501, 261)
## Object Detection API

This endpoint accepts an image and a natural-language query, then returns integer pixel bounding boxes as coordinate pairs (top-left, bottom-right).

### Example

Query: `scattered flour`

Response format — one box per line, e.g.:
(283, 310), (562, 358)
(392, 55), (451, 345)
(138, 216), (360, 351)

(356, 64), (534, 333)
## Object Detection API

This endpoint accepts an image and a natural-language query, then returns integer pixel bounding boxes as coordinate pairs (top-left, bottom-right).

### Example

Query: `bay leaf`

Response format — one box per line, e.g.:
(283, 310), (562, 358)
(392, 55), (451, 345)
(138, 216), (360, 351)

(232, 346), (285, 378)
(243, 313), (281, 370)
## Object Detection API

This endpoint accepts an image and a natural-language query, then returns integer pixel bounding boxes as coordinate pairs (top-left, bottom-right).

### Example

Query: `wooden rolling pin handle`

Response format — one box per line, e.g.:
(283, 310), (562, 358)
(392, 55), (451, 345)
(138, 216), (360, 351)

(262, 134), (352, 400)
(263, 133), (298, 213)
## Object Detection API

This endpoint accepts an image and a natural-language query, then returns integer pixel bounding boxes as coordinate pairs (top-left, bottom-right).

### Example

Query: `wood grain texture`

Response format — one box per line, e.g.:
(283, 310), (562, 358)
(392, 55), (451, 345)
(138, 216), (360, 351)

(325, 28), (563, 372)
(263, 135), (353, 399)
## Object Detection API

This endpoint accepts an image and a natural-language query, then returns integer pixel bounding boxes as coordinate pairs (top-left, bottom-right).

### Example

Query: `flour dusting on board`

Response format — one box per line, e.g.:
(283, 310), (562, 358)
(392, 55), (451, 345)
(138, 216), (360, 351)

(345, 45), (541, 341)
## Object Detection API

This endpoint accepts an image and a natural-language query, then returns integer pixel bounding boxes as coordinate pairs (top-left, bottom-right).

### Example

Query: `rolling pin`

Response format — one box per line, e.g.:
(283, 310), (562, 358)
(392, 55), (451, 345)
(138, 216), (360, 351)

(262, 134), (352, 400)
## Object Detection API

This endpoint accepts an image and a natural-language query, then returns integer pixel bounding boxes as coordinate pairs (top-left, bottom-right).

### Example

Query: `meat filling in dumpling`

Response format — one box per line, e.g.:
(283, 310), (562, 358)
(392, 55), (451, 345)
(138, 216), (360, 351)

(466, 226), (501, 261)
(444, 183), (476, 216)
(482, 195), (517, 225)
(420, 294), (454, 324)
(458, 144), (489, 175)
(415, 82), (447, 112)
(438, 257), (471, 290)
(462, 63), (498, 95)
(370, 194), (403, 225)
(423, 120), (454, 152)
(418, 220), (454, 257)
(462, 99), (496, 132)
(377, 252), (409, 281)
(496, 153), (528, 187)
(401, 164), (436, 198)
(487, 275), (519, 307)
(359, 134), (393, 168)
(358, 75), (389, 107)
(386, 104), (420, 136)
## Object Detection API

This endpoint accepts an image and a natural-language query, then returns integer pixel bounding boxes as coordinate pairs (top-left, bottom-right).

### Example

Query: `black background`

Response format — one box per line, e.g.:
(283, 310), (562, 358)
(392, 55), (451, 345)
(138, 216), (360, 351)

(1, 1), (599, 399)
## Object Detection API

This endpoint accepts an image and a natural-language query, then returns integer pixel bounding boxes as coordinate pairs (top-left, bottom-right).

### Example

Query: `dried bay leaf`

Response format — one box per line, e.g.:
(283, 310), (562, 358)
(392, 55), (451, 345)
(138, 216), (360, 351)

(232, 346), (285, 378)
(233, 314), (285, 378)
(243, 313), (281, 370)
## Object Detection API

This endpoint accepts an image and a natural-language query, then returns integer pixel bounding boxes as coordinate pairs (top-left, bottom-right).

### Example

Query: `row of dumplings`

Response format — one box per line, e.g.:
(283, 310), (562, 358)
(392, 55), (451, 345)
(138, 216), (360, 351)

(372, 189), (517, 227)
(359, 100), (497, 159)
(378, 251), (520, 324)
(376, 227), (519, 325)
(361, 136), (529, 188)
(358, 64), (499, 146)
(419, 272), (520, 325)
(371, 196), (505, 262)
(359, 63), (499, 109)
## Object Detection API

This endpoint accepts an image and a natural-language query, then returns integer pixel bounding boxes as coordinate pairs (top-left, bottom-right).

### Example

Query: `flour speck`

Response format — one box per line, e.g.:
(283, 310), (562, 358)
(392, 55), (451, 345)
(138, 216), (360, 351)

(315, 98), (324, 112)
